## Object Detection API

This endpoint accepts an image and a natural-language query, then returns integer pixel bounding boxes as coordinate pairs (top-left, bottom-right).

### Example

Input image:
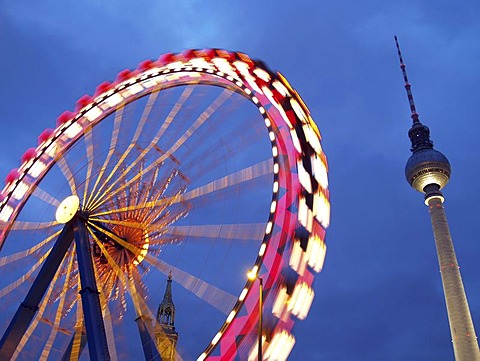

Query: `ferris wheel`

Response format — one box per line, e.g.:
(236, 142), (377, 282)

(0, 49), (330, 361)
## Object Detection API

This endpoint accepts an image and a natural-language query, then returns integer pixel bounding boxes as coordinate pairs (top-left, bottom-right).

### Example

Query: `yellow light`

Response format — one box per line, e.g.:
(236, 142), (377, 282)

(247, 266), (258, 280)
(307, 234), (327, 272)
(314, 192), (330, 228)
(105, 93), (123, 108)
(0, 205), (14, 223)
(212, 58), (237, 78)
(253, 68), (271, 82)
(272, 146), (278, 157)
(84, 106), (102, 122)
(288, 282), (315, 320)
(297, 161), (313, 193)
(239, 288), (248, 301)
(272, 80), (290, 97)
(226, 310), (236, 323)
(142, 77), (161, 89)
(65, 123), (82, 139)
(273, 181), (279, 193)
(55, 195), (80, 224)
(45, 142), (57, 158)
(265, 222), (273, 235)
(270, 201), (277, 213)
(125, 83), (143, 96)
(290, 98), (307, 123)
(312, 154), (328, 189)
(28, 161), (47, 178)
(261, 85), (293, 129)
(264, 330), (295, 361)
(289, 240), (306, 275)
(248, 335), (267, 361)
(425, 194), (444, 205)
(190, 57), (212, 69)
(12, 182), (29, 201)
(303, 123), (322, 154)
(258, 243), (266, 256)
(166, 61), (184, 69)
(211, 331), (222, 345)
(272, 287), (289, 318)
(298, 197), (313, 232)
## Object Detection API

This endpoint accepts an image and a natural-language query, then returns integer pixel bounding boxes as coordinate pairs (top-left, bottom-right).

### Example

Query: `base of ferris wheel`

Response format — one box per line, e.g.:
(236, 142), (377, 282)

(0, 195), (159, 361)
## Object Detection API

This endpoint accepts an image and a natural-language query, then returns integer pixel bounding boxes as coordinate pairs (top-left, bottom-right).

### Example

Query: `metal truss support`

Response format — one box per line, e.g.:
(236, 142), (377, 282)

(73, 216), (111, 361)
(135, 315), (161, 361)
(0, 220), (75, 360)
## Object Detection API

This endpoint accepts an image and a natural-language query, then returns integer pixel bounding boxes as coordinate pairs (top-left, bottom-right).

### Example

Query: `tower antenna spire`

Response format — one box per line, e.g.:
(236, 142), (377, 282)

(395, 35), (420, 124)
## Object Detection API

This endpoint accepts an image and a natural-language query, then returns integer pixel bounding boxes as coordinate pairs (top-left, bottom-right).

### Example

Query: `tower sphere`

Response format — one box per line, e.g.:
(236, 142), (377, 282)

(405, 148), (451, 192)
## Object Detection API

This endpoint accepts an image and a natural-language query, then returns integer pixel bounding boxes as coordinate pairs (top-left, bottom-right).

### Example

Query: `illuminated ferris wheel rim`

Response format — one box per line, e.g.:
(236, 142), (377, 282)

(0, 48), (330, 360)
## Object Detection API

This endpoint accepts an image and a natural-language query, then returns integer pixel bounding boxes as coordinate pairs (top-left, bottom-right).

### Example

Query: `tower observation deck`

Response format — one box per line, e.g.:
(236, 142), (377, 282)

(396, 36), (480, 361)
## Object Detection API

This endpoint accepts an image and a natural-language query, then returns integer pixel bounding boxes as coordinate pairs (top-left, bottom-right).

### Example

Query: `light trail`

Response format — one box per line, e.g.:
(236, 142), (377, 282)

(86, 90), (160, 210)
(90, 159), (270, 218)
(85, 106), (125, 210)
(0, 230), (59, 268)
(39, 251), (75, 360)
(55, 154), (77, 196)
(31, 186), (61, 208)
(89, 88), (233, 211)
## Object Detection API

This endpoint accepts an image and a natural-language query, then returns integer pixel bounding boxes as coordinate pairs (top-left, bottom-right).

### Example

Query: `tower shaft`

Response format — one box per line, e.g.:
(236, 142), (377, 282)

(427, 195), (480, 360)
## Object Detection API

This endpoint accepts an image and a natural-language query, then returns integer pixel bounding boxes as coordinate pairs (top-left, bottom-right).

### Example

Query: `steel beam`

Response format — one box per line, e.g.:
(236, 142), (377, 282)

(135, 315), (161, 361)
(0, 220), (75, 360)
(73, 216), (110, 361)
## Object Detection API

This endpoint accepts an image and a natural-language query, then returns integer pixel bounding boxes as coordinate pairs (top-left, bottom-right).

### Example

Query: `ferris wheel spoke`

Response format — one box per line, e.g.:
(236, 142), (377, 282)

(55, 155), (77, 195)
(94, 259), (119, 361)
(128, 270), (163, 361)
(85, 107), (125, 210)
(2, 220), (59, 232)
(31, 186), (61, 208)
(89, 185), (185, 219)
(81, 124), (95, 207)
(180, 158), (273, 202)
(86, 222), (236, 314)
(179, 105), (260, 177)
(88, 87), (194, 213)
(39, 250), (75, 361)
(0, 251), (49, 298)
(0, 230), (60, 267)
(90, 88), (233, 212)
(144, 254), (237, 315)
(61, 301), (87, 361)
(86, 91), (160, 210)
(90, 159), (270, 219)
(88, 228), (127, 288)
(167, 223), (265, 241)
(89, 218), (146, 230)
(11, 251), (69, 360)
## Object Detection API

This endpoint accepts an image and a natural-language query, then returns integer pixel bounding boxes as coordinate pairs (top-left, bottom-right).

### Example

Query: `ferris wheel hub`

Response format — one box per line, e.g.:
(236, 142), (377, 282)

(56, 195), (80, 224)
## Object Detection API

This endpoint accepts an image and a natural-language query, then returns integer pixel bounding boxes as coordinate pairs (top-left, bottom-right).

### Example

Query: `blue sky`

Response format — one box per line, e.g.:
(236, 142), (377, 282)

(1, 1), (480, 360)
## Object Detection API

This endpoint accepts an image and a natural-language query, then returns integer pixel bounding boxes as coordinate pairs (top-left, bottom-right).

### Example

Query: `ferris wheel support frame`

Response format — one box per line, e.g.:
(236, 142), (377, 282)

(0, 221), (75, 359)
(73, 215), (111, 361)
(0, 215), (111, 361)
(135, 315), (161, 361)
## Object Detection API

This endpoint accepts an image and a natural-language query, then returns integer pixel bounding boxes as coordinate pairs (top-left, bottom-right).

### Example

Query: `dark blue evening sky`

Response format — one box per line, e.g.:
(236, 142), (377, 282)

(1, 1), (479, 360)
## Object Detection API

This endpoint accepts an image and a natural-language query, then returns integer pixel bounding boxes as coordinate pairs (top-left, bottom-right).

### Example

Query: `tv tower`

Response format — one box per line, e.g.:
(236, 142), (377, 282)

(396, 36), (480, 361)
